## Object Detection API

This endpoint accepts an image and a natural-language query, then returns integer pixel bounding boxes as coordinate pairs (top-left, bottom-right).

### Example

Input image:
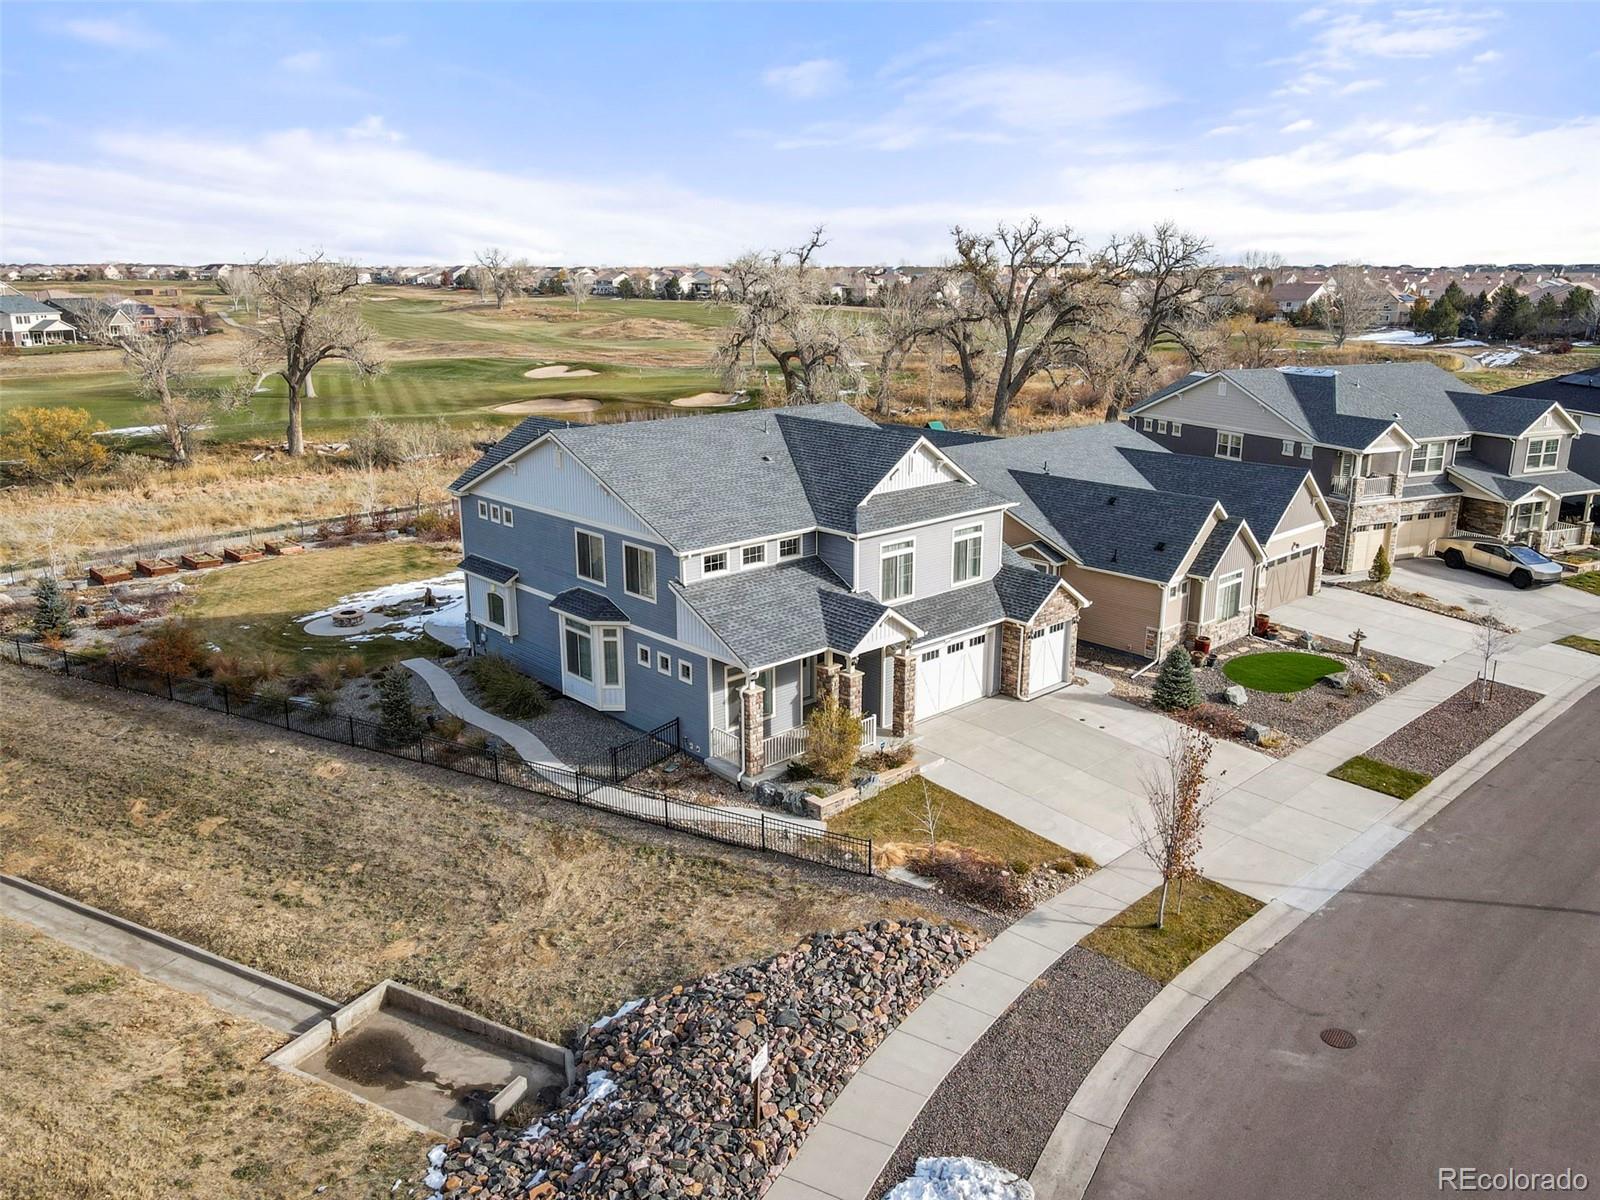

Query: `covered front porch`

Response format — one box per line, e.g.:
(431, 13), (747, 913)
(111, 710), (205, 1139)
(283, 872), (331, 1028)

(1457, 484), (1596, 554)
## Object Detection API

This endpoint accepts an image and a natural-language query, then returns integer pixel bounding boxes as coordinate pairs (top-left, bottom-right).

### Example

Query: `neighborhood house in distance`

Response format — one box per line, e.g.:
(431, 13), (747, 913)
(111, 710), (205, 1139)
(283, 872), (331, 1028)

(449, 399), (1337, 781)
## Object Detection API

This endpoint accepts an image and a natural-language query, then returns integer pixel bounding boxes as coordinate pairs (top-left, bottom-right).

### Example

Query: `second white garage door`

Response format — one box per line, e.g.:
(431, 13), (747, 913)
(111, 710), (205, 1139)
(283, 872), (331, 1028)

(916, 630), (997, 719)
(1026, 621), (1072, 696)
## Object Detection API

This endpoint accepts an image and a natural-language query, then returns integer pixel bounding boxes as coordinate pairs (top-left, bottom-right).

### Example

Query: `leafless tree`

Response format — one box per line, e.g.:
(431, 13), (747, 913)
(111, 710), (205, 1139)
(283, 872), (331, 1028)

(1473, 611), (1513, 705)
(928, 279), (991, 411)
(1132, 727), (1215, 928)
(914, 778), (945, 850)
(564, 271), (592, 313)
(714, 227), (869, 404)
(220, 266), (258, 314)
(868, 276), (945, 415)
(243, 256), (383, 456)
(475, 247), (528, 309)
(1214, 313), (1286, 369)
(1324, 264), (1386, 347)
(1239, 249), (1286, 289)
(1100, 222), (1222, 410)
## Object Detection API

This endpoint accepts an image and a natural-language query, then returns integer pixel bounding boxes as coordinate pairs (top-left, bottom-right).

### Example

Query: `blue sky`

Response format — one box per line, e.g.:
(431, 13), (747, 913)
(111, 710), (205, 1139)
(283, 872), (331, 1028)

(2, 2), (1597, 264)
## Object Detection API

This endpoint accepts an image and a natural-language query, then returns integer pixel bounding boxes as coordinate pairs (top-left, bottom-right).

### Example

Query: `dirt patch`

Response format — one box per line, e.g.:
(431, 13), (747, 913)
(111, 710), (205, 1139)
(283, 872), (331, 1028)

(581, 317), (704, 341)
(492, 397), (602, 415)
(1364, 681), (1542, 777)
(670, 391), (739, 407)
(0, 916), (425, 1199)
(521, 364), (598, 379)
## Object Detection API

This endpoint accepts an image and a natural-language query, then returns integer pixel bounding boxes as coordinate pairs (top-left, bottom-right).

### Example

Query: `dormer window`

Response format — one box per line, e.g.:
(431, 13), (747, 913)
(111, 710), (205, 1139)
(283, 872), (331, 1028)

(702, 551), (728, 575)
(742, 544), (766, 567)
(1526, 437), (1560, 471)
(778, 536), (801, 559)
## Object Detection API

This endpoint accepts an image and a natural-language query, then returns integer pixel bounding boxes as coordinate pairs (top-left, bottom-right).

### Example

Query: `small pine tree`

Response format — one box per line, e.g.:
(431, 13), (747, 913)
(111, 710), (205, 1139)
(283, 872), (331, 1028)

(1368, 543), (1392, 583)
(32, 575), (72, 639)
(377, 667), (419, 746)
(1151, 645), (1202, 711)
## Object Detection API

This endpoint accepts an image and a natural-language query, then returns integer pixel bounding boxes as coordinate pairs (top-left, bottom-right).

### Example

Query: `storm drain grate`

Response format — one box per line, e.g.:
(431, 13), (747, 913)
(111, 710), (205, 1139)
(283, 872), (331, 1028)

(1320, 1027), (1358, 1049)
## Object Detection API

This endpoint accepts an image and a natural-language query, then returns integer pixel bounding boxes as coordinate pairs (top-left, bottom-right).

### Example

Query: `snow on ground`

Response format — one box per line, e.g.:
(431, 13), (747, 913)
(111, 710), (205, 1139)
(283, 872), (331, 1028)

(299, 571), (465, 644)
(1476, 350), (1525, 367)
(884, 1158), (1036, 1200)
(1447, 339), (1488, 347)
(1354, 330), (1435, 345)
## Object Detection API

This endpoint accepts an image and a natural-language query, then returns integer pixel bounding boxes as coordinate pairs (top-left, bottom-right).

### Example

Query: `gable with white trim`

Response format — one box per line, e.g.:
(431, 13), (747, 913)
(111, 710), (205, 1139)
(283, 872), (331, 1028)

(865, 439), (972, 499)
(1137, 376), (1308, 440)
(468, 439), (657, 541)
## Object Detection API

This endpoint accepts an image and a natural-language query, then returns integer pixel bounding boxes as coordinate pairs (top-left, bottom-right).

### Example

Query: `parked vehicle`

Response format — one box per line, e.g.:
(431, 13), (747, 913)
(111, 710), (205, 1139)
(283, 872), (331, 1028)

(1435, 536), (1563, 588)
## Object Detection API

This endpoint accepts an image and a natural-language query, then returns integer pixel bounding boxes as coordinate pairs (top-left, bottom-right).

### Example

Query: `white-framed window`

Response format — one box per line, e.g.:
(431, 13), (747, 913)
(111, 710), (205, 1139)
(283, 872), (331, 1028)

(702, 550), (728, 575)
(742, 544), (766, 567)
(1526, 437), (1560, 471)
(1171, 421), (1183, 437)
(1216, 570), (1244, 620)
(477, 499), (488, 520)
(564, 618), (594, 681)
(575, 529), (605, 584)
(657, 651), (671, 675)
(952, 523), (983, 585)
(1509, 498), (1548, 535)
(488, 502), (501, 523)
(1216, 431), (1243, 461)
(778, 536), (801, 559)
(1300, 442), (1313, 460)
(1142, 417), (1155, 431)
(486, 590), (506, 627)
(601, 628), (622, 687)
(880, 538), (915, 601)
(679, 660), (694, 684)
(1157, 419), (1169, 434)
(1281, 439), (1295, 456)
(502, 506), (513, 528)
(623, 543), (656, 601)
(1410, 441), (1446, 474)
(636, 643), (651, 666)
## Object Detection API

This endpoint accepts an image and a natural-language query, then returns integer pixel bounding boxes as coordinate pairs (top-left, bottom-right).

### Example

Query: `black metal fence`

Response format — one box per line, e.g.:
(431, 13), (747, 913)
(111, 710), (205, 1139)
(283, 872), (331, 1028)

(605, 718), (680, 782)
(5, 638), (873, 876)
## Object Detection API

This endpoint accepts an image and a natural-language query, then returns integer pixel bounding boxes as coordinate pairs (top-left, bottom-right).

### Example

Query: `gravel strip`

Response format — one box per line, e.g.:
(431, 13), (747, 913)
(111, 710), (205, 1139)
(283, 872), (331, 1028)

(1335, 579), (1518, 632)
(870, 946), (1161, 1197)
(1365, 681), (1542, 777)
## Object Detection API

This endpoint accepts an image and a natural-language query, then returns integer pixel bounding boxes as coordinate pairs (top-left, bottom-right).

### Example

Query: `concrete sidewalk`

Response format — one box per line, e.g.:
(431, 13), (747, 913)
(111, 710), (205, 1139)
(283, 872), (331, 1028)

(2, 874), (334, 1034)
(403, 657), (562, 765)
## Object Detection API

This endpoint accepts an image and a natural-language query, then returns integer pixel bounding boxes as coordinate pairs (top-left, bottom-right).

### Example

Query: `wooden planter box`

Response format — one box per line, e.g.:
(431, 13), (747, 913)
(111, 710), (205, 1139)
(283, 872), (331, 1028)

(223, 545), (266, 564)
(135, 558), (180, 578)
(88, 563), (133, 586)
(263, 540), (306, 556)
(179, 552), (223, 571)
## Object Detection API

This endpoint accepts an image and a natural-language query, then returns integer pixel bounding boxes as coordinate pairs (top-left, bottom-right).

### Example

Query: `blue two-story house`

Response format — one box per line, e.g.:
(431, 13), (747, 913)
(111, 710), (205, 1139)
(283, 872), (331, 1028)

(449, 404), (1087, 781)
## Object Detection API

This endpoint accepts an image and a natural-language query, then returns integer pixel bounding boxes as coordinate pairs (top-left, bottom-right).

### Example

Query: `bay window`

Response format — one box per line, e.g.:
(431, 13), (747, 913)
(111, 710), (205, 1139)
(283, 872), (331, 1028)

(564, 618), (594, 681)
(1508, 499), (1548, 536)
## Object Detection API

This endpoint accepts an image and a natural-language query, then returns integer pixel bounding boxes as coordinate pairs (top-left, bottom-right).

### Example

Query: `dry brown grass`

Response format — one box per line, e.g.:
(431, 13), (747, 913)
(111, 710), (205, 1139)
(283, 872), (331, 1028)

(0, 452), (477, 566)
(0, 916), (426, 1199)
(0, 666), (935, 1042)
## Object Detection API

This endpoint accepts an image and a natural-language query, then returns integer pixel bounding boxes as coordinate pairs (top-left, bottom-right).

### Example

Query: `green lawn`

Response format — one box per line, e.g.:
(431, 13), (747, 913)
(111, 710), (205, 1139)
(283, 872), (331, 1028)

(1222, 650), (1344, 693)
(0, 356), (730, 442)
(1560, 572), (1600, 597)
(1329, 755), (1433, 799)
(828, 777), (1094, 875)
(179, 540), (461, 672)
(1081, 878), (1263, 984)
(1556, 634), (1600, 656)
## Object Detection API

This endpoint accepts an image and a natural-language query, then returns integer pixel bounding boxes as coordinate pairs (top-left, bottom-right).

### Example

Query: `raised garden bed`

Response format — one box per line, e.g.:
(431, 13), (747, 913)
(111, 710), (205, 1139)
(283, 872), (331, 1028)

(134, 557), (179, 577)
(87, 563), (133, 586)
(1336, 579), (1518, 631)
(223, 545), (266, 563)
(179, 551), (223, 571)
(264, 539), (306, 556)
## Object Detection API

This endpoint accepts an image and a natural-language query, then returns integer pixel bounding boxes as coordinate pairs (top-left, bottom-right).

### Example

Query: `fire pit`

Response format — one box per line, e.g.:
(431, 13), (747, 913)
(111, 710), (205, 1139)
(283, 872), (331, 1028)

(331, 607), (365, 628)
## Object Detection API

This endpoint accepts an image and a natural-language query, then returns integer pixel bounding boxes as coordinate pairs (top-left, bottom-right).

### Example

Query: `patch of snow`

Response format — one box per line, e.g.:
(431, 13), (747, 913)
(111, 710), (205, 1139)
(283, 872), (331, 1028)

(299, 571), (465, 645)
(885, 1158), (1036, 1200)
(590, 997), (643, 1031)
(570, 1070), (618, 1124)
(427, 1146), (446, 1169)
(1354, 329), (1434, 345)
(423, 1168), (446, 1190)
(1476, 350), (1524, 367)
(1447, 339), (1487, 347)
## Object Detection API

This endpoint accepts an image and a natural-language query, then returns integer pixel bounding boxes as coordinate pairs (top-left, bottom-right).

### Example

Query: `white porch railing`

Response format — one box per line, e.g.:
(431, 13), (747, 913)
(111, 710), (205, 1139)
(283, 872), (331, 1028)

(714, 713), (881, 771)
(764, 726), (809, 767)
(710, 726), (741, 764)
(860, 713), (878, 750)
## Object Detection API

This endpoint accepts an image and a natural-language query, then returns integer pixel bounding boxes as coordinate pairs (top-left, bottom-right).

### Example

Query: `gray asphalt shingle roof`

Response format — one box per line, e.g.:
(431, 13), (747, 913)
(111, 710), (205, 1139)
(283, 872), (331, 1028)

(0, 295), (55, 315)
(855, 478), (1009, 534)
(1188, 518), (1245, 579)
(1011, 472), (1219, 583)
(549, 587), (630, 623)
(451, 417), (573, 491)
(1448, 457), (1599, 502)
(1498, 370), (1600, 417)
(457, 554), (517, 583)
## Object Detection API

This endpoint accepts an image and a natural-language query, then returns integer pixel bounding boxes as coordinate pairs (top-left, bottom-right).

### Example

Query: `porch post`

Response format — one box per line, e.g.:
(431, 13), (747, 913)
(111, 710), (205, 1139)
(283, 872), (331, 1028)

(817, 658), (841, 704)
(740, 682), (765, 778)
(837, 657), (864, 716)
(891, 645), (917, 738)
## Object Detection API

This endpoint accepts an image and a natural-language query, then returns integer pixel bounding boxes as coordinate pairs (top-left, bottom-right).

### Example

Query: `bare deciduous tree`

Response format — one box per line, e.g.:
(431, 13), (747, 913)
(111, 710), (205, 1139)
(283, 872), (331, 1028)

(564, 271), (592, 313)
(915, 778), (945, 850)
(244, 256), (383, 456)
(1213, 313), (1286, 369)
(869, 276), (945, 415)
(220, 266), (258, 314)
(1324, 264), (1386, 347)
(475, 247), (528, 309)
(714, 227), (869, 404)
(1132, 727), (1215, 929)
(1473, 612), (1513, 706)
(1101, 222), (1222, 410)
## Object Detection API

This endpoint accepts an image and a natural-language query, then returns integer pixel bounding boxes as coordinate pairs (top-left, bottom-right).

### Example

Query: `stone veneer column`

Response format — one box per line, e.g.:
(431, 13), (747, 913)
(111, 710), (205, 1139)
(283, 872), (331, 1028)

(837, 665), (864, 716)
(891, 647), (916, 738)
(816, 661), (841, 705)
(740, 683), (765, 778)
(999, 622), (1027, 699)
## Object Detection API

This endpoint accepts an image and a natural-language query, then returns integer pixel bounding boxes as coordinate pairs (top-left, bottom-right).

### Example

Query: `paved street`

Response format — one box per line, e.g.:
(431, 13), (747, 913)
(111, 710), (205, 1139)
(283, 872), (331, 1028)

(1086, 687), (1600, 1200)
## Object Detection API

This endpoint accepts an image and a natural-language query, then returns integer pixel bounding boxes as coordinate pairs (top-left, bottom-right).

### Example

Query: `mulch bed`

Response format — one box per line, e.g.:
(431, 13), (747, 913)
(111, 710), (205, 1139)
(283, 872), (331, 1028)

(869, 946), (1161, 1197)
(1364, 681), (1542, 778)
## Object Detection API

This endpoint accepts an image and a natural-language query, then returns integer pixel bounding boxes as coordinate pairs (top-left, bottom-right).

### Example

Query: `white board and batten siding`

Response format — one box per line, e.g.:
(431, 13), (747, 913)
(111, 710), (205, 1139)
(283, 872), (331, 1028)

(470, 440), (658, 541)
(914, 628), (998, 719)
(864, 441), (965, 498)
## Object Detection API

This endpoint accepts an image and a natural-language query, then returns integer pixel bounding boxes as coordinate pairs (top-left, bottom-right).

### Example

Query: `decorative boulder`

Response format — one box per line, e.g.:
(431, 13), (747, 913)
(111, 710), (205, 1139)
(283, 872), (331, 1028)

(1222, 684), (1249, 706)
(1324, 670), (1351, 689)
(1245, 722), (1273, 744)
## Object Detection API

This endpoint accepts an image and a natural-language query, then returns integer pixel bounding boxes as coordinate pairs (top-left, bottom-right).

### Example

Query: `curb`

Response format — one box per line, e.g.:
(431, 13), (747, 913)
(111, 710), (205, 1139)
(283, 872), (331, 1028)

(1028, 670), (1600, 1200)
(1, 873), (338, 1014)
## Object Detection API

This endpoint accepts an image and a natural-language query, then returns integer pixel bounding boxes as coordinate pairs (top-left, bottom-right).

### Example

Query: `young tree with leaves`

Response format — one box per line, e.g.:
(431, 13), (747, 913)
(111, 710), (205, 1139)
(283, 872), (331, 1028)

(32, 575), (73, 640)
(1134, 727), (1215, 928)
(1151, 644), (1202, 711)
(0, 407), (108, 483)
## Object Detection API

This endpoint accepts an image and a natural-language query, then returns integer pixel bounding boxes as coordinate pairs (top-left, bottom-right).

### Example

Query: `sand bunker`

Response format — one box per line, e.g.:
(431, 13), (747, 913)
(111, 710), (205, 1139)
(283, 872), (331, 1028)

(494, 397), (602, 415)
(671, 392), (741, 408)
(523, 364), (598, 379)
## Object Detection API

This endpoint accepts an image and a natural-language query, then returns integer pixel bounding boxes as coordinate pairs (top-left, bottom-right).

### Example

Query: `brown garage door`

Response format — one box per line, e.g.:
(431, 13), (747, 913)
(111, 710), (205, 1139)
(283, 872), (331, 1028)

(1260, 548), (1316, 611)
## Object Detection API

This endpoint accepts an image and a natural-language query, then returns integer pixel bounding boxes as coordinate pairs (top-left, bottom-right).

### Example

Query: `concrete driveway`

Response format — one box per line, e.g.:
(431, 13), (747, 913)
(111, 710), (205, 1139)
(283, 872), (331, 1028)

(918, 684), (1401, 902)
(1390, 555), (1600, 626)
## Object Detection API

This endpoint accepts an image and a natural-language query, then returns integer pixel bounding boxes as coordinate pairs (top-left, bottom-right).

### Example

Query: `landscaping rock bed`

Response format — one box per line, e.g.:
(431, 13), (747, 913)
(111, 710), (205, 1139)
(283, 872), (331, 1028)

(1336, 579), (1518, 631)
(1364, 681), (1542, 778)
(426, 921), (982, 1199)
(870, 946), (1160, 1196)
(633, 753), (746, 807)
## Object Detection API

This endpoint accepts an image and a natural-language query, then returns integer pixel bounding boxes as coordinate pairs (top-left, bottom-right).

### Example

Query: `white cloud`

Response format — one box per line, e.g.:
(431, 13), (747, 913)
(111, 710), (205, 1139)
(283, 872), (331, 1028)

(1295, 7), (1497, 71)
(1281, 119), (1315, 134)
(761, 59), (844, 99)
(278, 49), (325, 73)
(1337, 78), (1382, 95)
(346, 115), (403, 143)
(60, 16), (165, 51)
(1205, 124), (1245, 138)
(1472, 49), (1503, 64)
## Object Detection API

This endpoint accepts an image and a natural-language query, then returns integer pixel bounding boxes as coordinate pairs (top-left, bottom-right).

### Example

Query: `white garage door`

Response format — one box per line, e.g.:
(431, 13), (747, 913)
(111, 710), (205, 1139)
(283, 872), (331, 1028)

(1026, 621), (1071, 696)
(1346, 522), (1391, 575)
(916, 630), (996, 719)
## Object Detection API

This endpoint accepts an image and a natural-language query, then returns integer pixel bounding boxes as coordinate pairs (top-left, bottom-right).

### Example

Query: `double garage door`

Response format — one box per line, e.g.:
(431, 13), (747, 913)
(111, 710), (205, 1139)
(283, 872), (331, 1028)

(916, 630), (997, 719)
(1395, 508), (1454, 558)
